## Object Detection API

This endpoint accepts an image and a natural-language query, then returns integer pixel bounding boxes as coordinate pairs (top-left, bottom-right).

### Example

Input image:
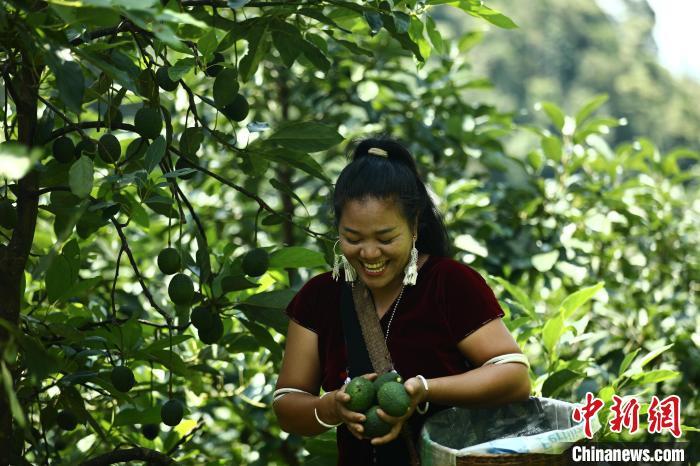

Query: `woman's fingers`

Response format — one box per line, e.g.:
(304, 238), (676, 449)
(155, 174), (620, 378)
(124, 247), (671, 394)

(370, 421), (403, 445)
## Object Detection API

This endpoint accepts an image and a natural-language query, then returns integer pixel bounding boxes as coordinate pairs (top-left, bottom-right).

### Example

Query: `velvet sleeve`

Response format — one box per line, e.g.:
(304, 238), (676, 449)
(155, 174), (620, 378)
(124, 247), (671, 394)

(284, 273), (332, 334)
(434, 260), (505, 344)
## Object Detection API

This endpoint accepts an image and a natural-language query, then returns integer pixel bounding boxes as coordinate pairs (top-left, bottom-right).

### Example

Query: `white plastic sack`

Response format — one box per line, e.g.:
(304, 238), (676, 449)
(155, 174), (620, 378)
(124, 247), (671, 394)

(420, 397), (601, 466)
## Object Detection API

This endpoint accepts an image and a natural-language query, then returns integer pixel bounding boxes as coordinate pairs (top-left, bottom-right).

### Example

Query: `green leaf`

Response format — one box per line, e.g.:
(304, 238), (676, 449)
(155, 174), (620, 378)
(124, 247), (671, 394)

(144, 136), (166, 173)
(541, 136), (562, 162)
(426, 16), (446, 54)
(618, 348), (640, 377)
(560, 282), (604, 320)
(629, 369), (680, 386)
(542, 312), (564, 355)
(239, 21), (269, 82)
(540, 102), (565, 131)
(531, 250), (559, 272)
(1, 362), (26, 428)
(197, 29), (218, 56)
(168, 58), (195, 82)
(489, 276), (534, 315)
(470, 5), (517, 29)
(46, 254), (73, 302)
(575, 94), (608, 125)
(54, 60), (85, 114)
(268, 122), (343, 152)
(239, 318), (282, 358)
(299, 36), (331, 73)
(363, 11), (383, 33)
(69, 156), (94, 198)
(269, 247), (327, 269)
(269, 178), (306, 211)
(241, 289), (296, 310)
(542, 369), (583, 398)
(271, 28), (303, 68)
(114, 406), (161, 426)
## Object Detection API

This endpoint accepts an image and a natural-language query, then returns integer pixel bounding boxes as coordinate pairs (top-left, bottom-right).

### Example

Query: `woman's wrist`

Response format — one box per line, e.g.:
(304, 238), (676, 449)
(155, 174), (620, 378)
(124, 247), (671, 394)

(415, 375), (430, 414)
(315, 391), (342, 428)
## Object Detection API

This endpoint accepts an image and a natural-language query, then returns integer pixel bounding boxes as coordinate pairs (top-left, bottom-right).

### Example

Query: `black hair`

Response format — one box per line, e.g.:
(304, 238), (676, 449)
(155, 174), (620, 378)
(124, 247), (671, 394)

(332, 136), (450, 257)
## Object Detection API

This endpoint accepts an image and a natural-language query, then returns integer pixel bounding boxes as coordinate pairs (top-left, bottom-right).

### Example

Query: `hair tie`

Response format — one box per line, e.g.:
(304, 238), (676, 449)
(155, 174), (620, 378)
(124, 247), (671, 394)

(368, 147), (388, 157)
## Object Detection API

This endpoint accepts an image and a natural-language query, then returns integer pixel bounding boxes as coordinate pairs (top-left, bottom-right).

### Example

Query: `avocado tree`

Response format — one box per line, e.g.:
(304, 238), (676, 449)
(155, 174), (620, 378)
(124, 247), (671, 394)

(0, 0), (519, 464)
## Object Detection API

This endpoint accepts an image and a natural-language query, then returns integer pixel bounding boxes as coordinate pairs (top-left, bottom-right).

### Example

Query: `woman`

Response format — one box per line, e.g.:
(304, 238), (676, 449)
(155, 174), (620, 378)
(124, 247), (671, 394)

(273, 137), (530, 465)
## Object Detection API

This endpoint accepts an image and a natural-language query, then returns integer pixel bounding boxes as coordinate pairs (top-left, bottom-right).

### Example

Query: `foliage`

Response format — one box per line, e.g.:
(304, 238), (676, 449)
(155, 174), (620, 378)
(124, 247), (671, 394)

(459, 0), (700, 153)
(1, 0), (698, 465)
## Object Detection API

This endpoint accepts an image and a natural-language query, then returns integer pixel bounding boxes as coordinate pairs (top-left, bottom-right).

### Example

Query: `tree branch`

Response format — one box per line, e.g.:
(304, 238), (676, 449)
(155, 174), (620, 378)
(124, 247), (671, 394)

(79, 448), (177, 466)
(109, 218), (172, 324)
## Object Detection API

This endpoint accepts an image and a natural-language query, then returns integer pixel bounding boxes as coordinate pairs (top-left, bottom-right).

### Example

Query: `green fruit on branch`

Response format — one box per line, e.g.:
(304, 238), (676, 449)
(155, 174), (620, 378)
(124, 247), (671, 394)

(345, 376), (375, 412)
(97, 133), (121, 163)
(242, 248), (269, 277)
(56, 410), (78, 431)
(168, 273), (194, 305)
(158, 247), (181, 275)
(136, 69), (157, 99)
(377, 381), (410, 417)
(111, 366), (136, 393)
(191, 305), (215, 330)
(222, 94), (249, 122)
(373, 371), (403, 391)
(52, 136), (75, 163)
(363, 405), (392, 438)
(141, 423), (159, 440)
(160, 399), (184, 427)
(134, 107), (163, 139)
(198, 314), (224, 344)
(0, 199), (18, 230)
(213, 69), (240, 107)
(156, 66), (178, 91)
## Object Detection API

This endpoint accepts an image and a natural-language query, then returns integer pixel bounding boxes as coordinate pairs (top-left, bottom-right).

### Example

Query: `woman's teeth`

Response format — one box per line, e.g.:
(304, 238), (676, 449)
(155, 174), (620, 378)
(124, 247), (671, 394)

(362, 261), (387, 273)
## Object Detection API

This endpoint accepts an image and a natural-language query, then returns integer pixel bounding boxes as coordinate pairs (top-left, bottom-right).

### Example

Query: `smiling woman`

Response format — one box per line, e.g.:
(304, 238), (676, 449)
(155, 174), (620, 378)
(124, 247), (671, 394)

(272, 137), (531, 466)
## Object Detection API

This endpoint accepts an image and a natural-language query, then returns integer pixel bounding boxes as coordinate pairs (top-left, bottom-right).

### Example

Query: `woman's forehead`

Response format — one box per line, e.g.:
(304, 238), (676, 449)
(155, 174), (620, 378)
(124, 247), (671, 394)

(338, 198), (408, 230)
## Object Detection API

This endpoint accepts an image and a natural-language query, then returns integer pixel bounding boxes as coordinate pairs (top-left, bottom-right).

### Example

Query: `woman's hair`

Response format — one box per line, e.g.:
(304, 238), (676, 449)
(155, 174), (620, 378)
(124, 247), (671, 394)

(333, 136), (450, 257)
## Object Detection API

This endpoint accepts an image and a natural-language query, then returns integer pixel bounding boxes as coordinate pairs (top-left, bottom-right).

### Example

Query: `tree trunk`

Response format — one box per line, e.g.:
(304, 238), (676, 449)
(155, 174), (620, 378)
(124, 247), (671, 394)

(0, 53), (42, 466)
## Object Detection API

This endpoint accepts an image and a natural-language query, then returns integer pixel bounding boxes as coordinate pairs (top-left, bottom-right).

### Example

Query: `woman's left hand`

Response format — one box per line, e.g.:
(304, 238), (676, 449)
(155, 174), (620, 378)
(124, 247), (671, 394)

(369, 376), (428, 446)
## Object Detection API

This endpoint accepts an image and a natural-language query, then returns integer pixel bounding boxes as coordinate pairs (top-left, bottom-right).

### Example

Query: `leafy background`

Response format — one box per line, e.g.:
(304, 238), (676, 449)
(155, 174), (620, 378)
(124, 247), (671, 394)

(0, 0), (697, 464)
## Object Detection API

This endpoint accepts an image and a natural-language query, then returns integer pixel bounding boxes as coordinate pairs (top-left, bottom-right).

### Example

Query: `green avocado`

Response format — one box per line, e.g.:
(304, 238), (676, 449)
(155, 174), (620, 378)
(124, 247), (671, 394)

(134, 107), (162, 139)
(377, 381), (411, 417)
(56, 410), (78, 431)
(345, 376), (375, 413)
(141, 423), (159, 440)
(198, 314), (224, 344)
(157, 247), (181, 275)
(242, 248), (269, 277)
(191, 305), (215, 330)
(373, 371), (403, 391)
(160, 399), (184, 427)
(52, 136), (75, 163)
(97, 133), (121, 163)
(156, 66), (178, 91)
(363, 405), (392, 438)
(111, 366), (136, 393)
(168, 273), (194, 305)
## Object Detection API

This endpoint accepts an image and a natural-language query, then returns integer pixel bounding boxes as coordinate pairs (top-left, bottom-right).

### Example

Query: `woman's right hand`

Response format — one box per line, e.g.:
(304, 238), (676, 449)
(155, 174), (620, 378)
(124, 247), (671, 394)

(332, 372), (377, 440)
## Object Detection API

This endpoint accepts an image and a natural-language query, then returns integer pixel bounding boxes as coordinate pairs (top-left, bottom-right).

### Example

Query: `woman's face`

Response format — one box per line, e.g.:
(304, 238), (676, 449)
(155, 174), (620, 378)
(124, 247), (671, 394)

(338, 197), (416, 293)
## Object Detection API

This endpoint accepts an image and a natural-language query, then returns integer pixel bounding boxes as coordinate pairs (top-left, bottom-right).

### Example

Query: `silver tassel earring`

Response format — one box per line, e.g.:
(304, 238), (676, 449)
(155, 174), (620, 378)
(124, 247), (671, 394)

(403, 237), (418, 286)
(332, 240), (356, 283)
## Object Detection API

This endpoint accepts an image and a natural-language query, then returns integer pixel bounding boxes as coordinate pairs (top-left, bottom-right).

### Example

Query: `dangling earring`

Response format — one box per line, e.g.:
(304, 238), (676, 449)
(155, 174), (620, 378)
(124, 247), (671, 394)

(332, 240), (356, 283)
(403, 236), (418, 286)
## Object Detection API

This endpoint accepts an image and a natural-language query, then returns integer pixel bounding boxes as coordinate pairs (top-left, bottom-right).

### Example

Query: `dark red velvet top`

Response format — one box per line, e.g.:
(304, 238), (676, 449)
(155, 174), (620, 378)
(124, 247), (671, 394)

(284, 255), (505, 465)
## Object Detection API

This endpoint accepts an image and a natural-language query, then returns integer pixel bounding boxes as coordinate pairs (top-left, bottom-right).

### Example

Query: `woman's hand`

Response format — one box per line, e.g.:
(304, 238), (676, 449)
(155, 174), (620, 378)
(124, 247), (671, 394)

(332, 373), (377, 440)
(370, 376), (429, 446)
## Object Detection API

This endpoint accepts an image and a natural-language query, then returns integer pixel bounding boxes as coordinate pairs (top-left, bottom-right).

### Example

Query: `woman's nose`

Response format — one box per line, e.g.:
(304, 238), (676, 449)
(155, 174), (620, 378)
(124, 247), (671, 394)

(360, 245), (382, 260)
